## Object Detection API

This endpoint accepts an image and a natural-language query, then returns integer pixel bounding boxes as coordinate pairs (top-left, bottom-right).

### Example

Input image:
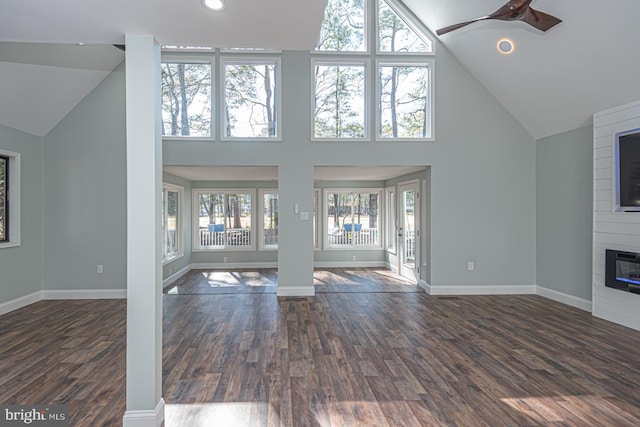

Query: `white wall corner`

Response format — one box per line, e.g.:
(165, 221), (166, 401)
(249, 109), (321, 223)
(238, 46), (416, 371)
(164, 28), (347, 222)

(418, 280), (430, 293)
(122, 398), (165, 427)
(536, 286), (592, 312)
(162, 264), (192, 288)
(0, 291), (42, 316)
(276, 286), (315, 297)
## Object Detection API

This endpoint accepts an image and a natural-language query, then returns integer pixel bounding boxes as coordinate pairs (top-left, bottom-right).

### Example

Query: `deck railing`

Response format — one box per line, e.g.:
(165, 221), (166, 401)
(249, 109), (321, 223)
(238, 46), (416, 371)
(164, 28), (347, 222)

(327, 228), (380, 246)
(199, 228), (251, 247)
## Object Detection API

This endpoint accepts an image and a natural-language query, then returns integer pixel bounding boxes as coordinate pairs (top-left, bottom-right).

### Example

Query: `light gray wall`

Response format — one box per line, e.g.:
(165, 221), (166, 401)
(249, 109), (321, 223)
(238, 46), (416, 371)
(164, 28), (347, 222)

(43, 64), (126, 290)
(536, 125), (593, 300)
(162, 172), (192, 277)
(0, 125), (43, 303)
(165, 44), (537, 289)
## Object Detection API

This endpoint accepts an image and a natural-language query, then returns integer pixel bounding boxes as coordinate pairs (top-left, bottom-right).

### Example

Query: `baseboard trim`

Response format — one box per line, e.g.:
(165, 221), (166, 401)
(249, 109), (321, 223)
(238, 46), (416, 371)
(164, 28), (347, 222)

(122, 398), (165, 427)
(314, 261), (387, 268)
(42, 289), (127, 300)
(277, 286), (315, 297)
(0, 291), (42, 316)
(191, 262), (278, 270)
(428, 284), (536, 296)
(418, 280), (430, 293)
(536, 286), (592, 312)
(163, 265), (191, 288)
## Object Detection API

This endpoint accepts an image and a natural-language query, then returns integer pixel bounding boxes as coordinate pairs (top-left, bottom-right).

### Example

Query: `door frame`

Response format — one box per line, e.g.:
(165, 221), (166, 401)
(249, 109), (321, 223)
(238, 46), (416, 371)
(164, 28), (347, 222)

(397, 180), (420, 283)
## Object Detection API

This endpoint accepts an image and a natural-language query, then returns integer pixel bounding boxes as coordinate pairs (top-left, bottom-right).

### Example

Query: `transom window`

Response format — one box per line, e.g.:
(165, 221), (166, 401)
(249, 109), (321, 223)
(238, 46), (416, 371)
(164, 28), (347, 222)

(222, 59), (280, 139)
(316, 0), (367, 52)
(377, 0), (432, 53)
(161, 61), (212, 137)
(194, 190), (254, 250)
(324, 189), (382, 248)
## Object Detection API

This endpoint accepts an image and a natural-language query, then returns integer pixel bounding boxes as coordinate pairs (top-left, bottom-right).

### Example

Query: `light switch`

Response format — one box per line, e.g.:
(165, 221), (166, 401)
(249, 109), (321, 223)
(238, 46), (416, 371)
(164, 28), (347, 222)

(300, 211), (309, 220)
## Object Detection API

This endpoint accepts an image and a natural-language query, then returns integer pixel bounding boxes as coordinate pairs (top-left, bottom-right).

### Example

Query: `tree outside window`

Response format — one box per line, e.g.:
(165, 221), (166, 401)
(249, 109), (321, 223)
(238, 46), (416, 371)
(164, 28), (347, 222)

(161, 62), (212, 137)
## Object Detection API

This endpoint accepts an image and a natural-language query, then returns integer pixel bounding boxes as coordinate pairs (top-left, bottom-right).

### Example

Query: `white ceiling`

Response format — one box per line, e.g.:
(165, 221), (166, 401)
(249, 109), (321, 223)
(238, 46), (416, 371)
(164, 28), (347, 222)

(164, 165), (426, 182)
(1, 0), (639, 139)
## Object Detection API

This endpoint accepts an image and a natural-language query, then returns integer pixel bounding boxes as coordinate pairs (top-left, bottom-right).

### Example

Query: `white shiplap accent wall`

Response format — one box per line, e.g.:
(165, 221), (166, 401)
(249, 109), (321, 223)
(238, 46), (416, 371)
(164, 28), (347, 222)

(592, 100), (640, 330)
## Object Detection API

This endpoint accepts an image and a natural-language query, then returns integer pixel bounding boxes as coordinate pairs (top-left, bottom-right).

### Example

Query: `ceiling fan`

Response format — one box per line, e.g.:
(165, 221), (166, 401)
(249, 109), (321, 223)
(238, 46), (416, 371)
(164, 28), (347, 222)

(436, 0), (562, 36)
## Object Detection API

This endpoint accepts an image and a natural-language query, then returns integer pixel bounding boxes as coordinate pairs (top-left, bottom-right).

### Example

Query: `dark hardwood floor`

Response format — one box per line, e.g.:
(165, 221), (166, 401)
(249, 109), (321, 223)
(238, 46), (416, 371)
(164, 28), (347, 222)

(2, 290), (640, 426)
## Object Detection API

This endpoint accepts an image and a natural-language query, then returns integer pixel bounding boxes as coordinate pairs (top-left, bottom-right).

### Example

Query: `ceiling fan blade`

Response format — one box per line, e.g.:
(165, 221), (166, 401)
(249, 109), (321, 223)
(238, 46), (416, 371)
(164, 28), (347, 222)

(523, 7), (562, 32)
(436, 17), (489, 36)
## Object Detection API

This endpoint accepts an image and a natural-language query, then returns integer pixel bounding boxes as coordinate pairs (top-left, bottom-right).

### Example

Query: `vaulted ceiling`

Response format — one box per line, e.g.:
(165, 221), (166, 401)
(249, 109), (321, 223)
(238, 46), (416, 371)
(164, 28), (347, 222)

(1, 0), (638, 139)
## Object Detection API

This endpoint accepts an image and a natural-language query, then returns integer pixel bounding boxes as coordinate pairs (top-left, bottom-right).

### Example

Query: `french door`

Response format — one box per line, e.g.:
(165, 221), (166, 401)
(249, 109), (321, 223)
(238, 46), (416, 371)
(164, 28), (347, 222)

(398, 181), (420, 282)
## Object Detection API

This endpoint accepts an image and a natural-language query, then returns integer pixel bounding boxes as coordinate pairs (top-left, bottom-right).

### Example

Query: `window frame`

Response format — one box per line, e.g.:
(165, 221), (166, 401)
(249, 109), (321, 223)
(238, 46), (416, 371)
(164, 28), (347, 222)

(375, 59), (434, 141)
(322, 188), (384, 250)
(160, 54), (215, 141)
(220, 56), (282, 141)
(311, 58), (371, 142)
(162, 183), (184, 263)
(192, 188), (256, 252)
(0, 149), (20, 249)
(259, 189), (279, 251)
(375, 0), (434, 55)
(385, 186), (397, 253)
(314, 0), (370, 54)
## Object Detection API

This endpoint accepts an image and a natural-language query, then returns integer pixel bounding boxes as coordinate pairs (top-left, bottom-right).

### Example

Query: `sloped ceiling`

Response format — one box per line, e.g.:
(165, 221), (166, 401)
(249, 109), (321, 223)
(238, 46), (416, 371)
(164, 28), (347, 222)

(1, 0), (639, 139)
(0, 43), (124, 137)
(405, 0), (640, 139)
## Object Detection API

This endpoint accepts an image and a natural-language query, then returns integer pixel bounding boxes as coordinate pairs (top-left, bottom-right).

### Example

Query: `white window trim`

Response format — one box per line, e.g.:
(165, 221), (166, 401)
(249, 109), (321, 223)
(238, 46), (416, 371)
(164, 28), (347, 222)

(375, 58), (434, 142)
(314, 0), (369, 54)
(259, 189), (279, 251)
(0, 149), (20, 249)
(220, 57), (282, 141)
(322, 188), (384, 250)
(162, 183), (184, 264)
(385, 186), (396, 254)
(311, 58), (371, 142)
(314, 189), (321, 250)
(160, 55), (215, 141)
(192, 188), (257, 252)
(375, 0), (435, 55)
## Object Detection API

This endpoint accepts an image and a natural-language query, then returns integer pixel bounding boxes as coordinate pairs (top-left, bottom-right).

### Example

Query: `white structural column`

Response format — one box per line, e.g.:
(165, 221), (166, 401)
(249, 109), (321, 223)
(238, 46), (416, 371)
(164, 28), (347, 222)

(277, 161), (315, 296)
(122, 35), (165, 427)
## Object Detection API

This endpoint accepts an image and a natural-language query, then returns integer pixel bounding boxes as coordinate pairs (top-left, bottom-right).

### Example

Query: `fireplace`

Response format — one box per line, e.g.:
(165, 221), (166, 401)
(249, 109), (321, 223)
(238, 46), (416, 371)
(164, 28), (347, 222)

(606, 249), (640, 294)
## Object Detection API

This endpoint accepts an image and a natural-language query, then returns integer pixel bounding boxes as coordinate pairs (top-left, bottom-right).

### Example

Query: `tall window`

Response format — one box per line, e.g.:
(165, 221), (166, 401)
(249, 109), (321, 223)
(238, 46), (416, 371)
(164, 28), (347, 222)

(161, 61), (212, 137)
(378, 63), (430, 139)
(0, 149), (20, 248)
(313, 0), (434, 141)
(260, 190), (279, 249)
(325, 189), (381, 248)
(162, 184), (183, 261)
(194, 190), (254, 250)
(223, 59), (280, 139)
(0, 156), (7, 243)
(313, 61), (367, 139)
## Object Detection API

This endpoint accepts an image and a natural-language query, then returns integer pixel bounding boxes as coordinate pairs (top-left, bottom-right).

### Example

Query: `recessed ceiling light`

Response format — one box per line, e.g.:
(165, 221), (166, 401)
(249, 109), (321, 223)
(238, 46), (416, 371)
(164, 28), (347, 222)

(202, 0), (225, 11)
(497, 38), (514, 55)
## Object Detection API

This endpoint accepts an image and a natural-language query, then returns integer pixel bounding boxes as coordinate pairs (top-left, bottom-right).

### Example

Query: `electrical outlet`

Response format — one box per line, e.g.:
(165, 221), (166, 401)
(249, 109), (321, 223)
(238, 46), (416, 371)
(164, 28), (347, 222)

(467, 261), (474, 271)
(223, 256), (228, 263)
(352, 255), (357, 262)
(97, 264), (103, 274)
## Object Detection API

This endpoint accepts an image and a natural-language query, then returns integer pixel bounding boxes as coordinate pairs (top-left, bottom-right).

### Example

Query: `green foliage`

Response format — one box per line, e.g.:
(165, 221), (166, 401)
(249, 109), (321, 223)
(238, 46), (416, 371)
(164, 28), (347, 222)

(317, 0), (365, 52)
(314, 64), (365, 138)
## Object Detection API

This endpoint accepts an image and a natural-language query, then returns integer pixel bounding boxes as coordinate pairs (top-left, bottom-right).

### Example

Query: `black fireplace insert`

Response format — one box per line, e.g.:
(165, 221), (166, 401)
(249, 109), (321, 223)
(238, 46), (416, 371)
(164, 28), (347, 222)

(605, 249), (640, 294)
